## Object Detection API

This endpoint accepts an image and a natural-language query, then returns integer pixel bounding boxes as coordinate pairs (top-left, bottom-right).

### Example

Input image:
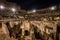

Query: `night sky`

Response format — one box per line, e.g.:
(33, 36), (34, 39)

(7, 0), (60, 10)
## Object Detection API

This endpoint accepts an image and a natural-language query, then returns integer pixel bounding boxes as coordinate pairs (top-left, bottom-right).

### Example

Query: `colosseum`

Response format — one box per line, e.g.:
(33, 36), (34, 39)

(0, 1), (60, 40)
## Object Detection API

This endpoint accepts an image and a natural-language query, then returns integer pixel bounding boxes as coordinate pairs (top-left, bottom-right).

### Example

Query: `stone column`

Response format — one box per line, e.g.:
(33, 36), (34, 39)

(2, 22), (9, 36)
(53, 22), (57, 40)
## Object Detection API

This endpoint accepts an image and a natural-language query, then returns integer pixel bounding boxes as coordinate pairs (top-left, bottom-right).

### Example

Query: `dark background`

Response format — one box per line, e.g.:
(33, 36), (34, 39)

(6, 0), (60, 10)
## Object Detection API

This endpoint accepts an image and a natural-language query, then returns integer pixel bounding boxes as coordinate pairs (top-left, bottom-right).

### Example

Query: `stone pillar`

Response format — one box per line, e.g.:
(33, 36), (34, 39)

(20, 21), (25, 40)
(53, 22), (57, 40)
(9, 21), (14, 28)
(2, 22), (9, 36)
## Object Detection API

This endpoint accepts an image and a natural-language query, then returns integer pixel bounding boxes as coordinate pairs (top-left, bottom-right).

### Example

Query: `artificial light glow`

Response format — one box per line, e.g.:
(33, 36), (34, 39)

(0, 5), (5, 9)
(32, 10), (36, 12)
(50, 6), (56, 10)
(11, 8), (16, 12)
